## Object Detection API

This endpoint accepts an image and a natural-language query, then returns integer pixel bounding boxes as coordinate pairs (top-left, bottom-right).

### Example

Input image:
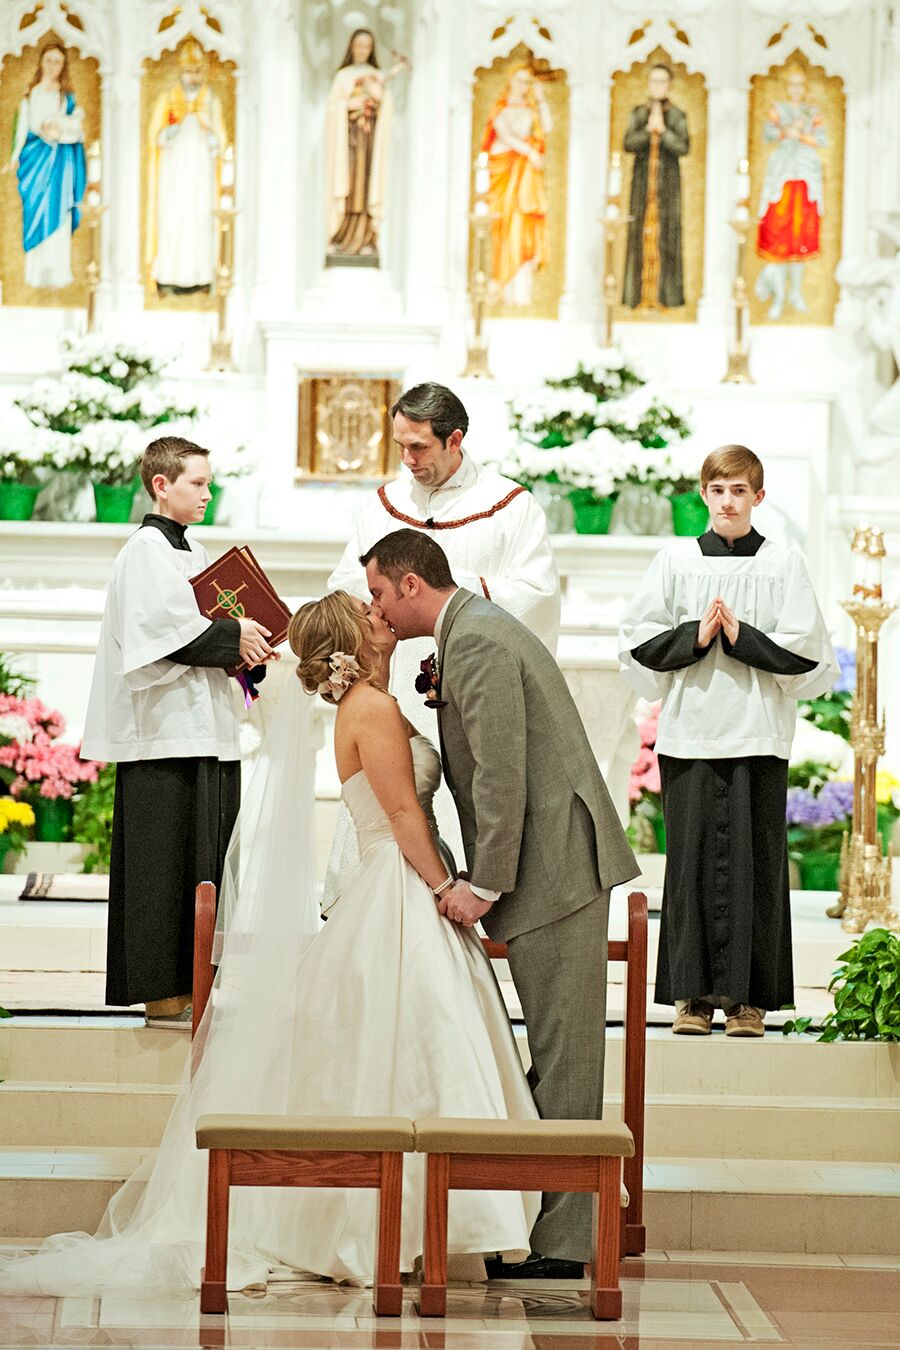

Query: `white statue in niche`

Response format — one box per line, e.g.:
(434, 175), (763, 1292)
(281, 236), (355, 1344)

(145, 37), (227, 295)
(836, 211), (900, 486)
(324, 28), (409, 265)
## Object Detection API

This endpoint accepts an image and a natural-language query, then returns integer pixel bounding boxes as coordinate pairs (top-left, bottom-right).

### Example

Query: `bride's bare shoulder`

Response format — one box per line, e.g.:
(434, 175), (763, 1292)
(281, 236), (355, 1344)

(338, 681), (400, 721)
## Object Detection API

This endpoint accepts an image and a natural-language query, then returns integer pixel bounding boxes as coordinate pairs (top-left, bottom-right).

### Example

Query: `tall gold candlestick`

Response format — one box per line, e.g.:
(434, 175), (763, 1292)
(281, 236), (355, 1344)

(829, 525), (897, 932)
(207, 204), (236, 372)
(462, 151), (493, 379)
(83, 202), (104, 333)
(599, 153), (631, 348)
(722, 216), (753, 383)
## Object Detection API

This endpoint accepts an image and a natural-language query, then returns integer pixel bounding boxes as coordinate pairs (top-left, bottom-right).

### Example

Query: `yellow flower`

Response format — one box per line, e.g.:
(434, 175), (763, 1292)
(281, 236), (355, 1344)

(0, 798), (35, 832)
(875, 770), (900, 806)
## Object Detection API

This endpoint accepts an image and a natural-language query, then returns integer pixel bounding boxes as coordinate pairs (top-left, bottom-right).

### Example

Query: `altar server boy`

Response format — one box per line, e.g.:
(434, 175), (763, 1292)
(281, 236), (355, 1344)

(619, 445), (837, 1037)
(82, 436), (275, 1027)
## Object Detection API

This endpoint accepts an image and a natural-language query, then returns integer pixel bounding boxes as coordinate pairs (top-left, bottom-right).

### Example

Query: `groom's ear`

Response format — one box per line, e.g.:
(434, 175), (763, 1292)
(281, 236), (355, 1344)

(402, 572), (420, 598)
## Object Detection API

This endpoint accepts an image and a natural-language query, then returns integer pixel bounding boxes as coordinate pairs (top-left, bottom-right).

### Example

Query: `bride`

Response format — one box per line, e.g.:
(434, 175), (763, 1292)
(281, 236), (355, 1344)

(0, 591), (537, 1296)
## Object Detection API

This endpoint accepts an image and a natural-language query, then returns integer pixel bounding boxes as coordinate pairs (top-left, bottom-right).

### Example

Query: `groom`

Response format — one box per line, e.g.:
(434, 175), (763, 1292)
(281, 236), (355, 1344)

(362, 529), (638, 1278)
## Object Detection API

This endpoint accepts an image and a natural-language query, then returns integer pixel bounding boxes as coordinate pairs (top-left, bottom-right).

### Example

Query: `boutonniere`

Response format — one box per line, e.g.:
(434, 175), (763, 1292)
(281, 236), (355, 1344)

(415, 653), (446, 709)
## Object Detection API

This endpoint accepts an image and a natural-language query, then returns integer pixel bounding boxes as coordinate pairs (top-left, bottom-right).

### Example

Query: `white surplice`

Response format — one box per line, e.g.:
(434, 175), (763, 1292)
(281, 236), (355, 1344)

(618, 537), (838, 760)
(82, 526), (239, 763)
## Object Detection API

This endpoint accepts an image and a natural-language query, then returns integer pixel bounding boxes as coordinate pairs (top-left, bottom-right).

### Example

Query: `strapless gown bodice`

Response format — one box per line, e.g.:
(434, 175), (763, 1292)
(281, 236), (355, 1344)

(342, 733), (441, 856)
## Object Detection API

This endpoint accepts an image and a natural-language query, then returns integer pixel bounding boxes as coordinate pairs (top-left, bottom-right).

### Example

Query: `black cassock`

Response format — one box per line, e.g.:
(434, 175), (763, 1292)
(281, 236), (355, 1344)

(105, 515), (246, 1008)
(631, 528), (819, 1011)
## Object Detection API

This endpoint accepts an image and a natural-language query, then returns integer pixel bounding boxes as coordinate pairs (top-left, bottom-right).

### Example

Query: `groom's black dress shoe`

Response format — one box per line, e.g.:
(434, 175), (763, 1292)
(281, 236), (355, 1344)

(484, 1252), (585, 1280)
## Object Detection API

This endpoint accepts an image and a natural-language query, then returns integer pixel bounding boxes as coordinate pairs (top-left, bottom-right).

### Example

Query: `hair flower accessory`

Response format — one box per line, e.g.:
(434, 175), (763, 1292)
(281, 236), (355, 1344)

(318, 651), (361, 702)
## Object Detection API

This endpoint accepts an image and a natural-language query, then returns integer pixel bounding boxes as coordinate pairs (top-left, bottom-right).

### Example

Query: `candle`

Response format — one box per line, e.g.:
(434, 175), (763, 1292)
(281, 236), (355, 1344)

(734, 204), (749, 223)
(736, 156), (750, 201)
(86, 187), (101, 209)
(219, 191), (234, 212)
(474, 200), (489, 218)
(87, 141), (101, 185)
(606, 201), (620, 220)
(476, 151), (489, 169)
(474, 166), (490, 196)
(607, 152), (622, 199)
(220, 145), (235, 189)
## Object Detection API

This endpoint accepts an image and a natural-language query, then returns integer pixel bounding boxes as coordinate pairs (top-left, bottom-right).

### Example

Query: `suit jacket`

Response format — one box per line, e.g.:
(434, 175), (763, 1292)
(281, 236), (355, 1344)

(437, 589), (638, 942)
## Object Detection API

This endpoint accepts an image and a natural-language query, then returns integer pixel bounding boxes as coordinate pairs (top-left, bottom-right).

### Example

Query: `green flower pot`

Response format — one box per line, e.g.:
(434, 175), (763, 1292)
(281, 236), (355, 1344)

(33, 797), (74, 843)
(569, 492), (616, 535)
(797, 851), (841, 891)
(93, 481), (138, 524)
(197, 481), (224, 526)
(0, 481), (41, 521)
(670, 490), (709, 537)
(0, 835), (12, 873)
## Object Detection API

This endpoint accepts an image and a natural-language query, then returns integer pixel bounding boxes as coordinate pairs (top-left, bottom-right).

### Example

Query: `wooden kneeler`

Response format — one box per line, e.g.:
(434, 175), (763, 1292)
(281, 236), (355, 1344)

(415, 1116), (634, 1320)
(195, 1113), (414, 1315)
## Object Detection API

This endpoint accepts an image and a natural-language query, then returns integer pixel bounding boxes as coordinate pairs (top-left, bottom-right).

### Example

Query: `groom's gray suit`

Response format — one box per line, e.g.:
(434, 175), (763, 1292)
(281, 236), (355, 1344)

(436, 588), (638, 1261)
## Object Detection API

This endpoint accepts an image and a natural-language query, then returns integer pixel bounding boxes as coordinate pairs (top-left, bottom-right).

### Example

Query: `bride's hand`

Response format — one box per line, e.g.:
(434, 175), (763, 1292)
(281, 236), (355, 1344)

(436, 881), (494, 927)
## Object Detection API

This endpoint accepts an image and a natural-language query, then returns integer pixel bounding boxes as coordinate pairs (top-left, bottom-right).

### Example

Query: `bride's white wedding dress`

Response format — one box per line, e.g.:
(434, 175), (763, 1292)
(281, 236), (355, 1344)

(0, 728), (538, 1296)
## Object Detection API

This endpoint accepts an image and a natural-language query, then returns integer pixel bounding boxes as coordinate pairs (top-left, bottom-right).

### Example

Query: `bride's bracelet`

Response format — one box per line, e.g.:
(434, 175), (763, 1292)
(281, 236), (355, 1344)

(432, 875), (454, 897)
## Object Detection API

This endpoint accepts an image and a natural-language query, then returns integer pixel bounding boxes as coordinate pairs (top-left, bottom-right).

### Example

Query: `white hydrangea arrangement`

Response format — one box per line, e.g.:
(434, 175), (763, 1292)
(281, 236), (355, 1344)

(14, 333), (201, 487)
(495, 347), (696, 509)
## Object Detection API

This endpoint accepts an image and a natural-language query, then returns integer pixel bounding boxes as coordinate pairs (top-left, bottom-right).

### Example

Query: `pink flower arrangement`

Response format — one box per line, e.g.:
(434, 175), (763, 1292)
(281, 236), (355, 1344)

(0, 693), (65, 744)
(628, 702), (661, 806)
(0, 693), (104, 802)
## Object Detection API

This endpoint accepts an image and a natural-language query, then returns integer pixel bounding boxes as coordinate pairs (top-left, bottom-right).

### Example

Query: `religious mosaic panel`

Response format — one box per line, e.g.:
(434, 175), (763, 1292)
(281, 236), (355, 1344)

(140, 34), (236, 312)
(608, 47), (707, 324)
(296, 375), (402, 481)
(0, 27), (101, 309)
(469, 43), (569, 321)
(746, 52), (845, 326)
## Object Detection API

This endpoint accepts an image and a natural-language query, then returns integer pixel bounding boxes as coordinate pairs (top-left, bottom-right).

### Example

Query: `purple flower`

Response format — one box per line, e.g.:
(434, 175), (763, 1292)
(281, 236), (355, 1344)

(786, 787), (824, 827)
(817, 780), (854, 824)
(833, 646), (856, 695)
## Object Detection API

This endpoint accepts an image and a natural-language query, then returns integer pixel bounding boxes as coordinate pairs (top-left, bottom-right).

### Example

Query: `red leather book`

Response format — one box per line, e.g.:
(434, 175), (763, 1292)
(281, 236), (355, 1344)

(190, 545), (292, 670)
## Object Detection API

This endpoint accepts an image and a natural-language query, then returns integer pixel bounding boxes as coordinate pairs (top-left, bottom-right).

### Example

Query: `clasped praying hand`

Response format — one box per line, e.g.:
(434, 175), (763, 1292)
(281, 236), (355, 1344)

(698, 596), (740, 649)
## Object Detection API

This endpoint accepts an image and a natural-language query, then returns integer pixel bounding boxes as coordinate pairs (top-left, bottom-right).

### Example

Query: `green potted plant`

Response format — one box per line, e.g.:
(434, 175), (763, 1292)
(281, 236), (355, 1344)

(0, 796), (35, 871)
(0, 442), (46, 521)
(15, 334), (199, 522)
(784, 928), (900, 1040)
(493, 349), (692, 534)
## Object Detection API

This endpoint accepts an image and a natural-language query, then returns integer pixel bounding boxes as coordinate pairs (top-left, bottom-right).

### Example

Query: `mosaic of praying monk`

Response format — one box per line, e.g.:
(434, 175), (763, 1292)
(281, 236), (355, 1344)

(622, 62), (689, 310)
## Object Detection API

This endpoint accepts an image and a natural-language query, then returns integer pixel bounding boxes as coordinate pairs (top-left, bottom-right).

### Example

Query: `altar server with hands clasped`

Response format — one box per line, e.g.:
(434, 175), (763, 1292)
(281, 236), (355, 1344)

(81, 436), (276, 1028)
(619, 445), (837, 1038)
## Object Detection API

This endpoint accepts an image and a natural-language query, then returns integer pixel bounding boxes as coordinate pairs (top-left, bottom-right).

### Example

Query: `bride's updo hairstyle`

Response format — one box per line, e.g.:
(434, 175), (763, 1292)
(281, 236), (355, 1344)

(288, 591), (377, 704)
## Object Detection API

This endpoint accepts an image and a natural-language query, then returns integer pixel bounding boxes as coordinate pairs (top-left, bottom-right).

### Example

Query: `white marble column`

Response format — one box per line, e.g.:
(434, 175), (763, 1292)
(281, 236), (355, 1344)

(697, 85), (745, 328)
(108, 0), (144, 315)
(250, 2), (301, 315)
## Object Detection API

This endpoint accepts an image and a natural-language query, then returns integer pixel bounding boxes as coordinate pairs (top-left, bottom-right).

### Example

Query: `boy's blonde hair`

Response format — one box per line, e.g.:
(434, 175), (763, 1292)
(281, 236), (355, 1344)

(140, 436), (209, 499)
(288, 591), (378, 703)
(700, 444), (764, 493)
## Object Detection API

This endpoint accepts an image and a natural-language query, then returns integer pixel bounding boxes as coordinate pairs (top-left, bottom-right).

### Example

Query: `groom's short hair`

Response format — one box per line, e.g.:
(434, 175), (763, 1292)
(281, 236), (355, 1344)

(360, 529), (456, 591)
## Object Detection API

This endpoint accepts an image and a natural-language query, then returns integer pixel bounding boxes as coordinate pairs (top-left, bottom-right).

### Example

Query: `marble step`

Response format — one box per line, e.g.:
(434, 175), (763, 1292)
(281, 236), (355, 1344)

(2, 1020), (898, 1100)
(3, 1078), (899, 1162)
(1, 1149), (898, 1253)
(0, 887), (859, 991)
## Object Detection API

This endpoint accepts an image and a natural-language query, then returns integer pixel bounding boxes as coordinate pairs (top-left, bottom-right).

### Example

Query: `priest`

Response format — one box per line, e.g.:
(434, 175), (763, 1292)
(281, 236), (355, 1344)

(329, 380), (560, 684)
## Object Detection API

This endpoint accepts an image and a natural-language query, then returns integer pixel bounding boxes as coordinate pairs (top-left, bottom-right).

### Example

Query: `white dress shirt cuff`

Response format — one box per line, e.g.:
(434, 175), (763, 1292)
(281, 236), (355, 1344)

(469, 883), (500, 904)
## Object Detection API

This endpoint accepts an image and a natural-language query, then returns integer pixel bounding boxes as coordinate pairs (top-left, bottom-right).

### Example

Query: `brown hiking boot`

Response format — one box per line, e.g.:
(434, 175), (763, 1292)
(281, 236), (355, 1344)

(672, 1000), (714, 1035)
(725, 1005), (765, 1037)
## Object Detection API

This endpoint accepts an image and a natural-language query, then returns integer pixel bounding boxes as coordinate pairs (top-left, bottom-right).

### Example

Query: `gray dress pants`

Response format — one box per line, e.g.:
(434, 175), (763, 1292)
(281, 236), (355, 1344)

(504, 890), (611, 1263)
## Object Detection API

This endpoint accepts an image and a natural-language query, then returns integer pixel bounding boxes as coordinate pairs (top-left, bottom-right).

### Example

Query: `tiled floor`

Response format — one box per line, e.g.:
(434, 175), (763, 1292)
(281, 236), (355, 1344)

(1, 1251), (899, 1347)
